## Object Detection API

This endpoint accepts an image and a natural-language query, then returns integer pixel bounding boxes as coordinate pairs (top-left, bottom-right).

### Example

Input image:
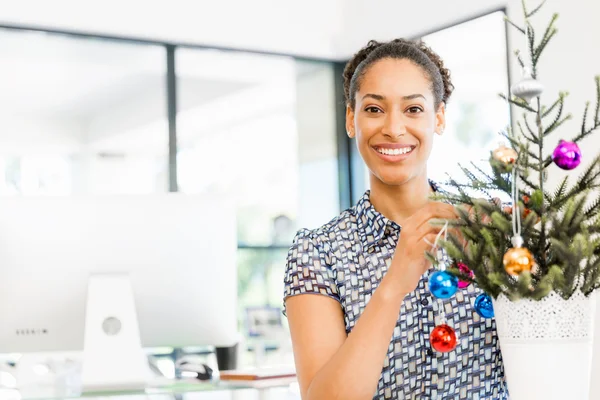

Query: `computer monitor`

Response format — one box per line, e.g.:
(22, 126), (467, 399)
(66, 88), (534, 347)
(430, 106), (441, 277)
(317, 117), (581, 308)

(0, 193), (238, 391)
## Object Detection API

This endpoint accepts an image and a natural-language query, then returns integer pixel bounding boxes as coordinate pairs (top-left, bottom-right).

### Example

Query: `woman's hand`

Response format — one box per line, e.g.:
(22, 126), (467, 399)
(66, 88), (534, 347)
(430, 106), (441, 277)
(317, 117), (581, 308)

(390, 202), (459, 294)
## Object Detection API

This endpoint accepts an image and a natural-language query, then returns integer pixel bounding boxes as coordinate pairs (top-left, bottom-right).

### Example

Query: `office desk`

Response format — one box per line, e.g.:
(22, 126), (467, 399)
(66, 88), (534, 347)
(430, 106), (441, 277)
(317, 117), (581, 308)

(0, 378), (300, 400)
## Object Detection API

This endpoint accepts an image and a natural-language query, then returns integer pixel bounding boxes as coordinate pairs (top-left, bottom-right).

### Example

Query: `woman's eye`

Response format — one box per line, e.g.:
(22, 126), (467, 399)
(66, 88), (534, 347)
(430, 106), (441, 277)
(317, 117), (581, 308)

(407, 106), (423, 114)
(365, 106), (383, 113)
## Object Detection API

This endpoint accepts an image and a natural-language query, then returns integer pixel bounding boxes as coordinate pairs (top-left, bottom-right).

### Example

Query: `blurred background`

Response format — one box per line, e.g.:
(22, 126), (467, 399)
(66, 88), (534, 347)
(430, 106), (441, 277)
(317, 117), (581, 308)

(0, 0), (598, 397)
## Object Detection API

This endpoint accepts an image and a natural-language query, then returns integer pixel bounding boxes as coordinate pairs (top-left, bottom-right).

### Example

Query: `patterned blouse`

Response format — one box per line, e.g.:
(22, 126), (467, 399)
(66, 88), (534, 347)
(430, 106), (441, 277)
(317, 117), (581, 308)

(283, 189), (508, 400)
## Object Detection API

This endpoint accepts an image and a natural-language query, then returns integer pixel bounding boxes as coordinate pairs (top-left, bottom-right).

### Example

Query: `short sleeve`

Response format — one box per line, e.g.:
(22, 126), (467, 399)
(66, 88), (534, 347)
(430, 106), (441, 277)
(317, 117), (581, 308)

(282, 229), (341, 315)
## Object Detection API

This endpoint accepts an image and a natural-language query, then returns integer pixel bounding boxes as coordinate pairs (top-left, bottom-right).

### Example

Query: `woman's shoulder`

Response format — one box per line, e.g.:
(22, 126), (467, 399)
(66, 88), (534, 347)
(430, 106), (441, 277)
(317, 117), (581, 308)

(292, 207), (356, 247)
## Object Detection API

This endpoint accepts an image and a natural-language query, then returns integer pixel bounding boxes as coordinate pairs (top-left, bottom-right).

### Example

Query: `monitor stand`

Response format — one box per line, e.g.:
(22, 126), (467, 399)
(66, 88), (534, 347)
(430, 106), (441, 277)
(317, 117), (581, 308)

(81, 274), (151, 393)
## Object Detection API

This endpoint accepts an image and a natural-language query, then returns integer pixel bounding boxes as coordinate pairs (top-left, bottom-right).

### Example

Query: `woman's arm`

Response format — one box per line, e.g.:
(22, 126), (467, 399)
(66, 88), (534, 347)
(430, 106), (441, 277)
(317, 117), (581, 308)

(286, 202), (458, 400)
(286, 267), (408, 400)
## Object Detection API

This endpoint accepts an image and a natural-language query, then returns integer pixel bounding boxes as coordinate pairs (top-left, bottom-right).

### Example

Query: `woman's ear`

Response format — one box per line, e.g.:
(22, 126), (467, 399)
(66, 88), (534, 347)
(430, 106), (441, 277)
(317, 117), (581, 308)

(435, 102), (446, 136)
(346, 104), (355, 138)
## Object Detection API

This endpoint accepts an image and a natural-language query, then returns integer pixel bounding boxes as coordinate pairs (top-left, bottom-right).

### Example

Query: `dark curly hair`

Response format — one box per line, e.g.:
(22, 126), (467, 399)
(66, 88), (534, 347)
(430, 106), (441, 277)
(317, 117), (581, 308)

(343, 38), (454, 110)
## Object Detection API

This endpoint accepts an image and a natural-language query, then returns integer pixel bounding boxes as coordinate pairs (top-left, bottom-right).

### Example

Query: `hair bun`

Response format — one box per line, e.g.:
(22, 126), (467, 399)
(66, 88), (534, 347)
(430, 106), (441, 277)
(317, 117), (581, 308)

(416, 41), (454, 104)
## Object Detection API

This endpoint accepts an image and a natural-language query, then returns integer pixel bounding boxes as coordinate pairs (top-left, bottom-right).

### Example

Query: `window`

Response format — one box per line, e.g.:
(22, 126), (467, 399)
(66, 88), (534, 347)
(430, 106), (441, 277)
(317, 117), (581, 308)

(423, 12), (511, 190)
(0, 29), (168, 195)
(175, 49), (340, 352)
(1, 26), (342, 370)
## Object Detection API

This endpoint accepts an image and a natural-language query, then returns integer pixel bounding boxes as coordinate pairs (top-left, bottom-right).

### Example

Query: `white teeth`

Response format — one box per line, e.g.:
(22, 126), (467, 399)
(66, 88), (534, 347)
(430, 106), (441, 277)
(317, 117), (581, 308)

(377, 147), (413, 156)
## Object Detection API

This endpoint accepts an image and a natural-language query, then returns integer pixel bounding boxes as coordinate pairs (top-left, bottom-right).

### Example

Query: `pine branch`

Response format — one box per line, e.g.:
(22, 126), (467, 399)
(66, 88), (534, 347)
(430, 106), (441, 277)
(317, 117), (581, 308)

(582, 256), (600, 295)
(527, 0), (548, 17)
(544, 111), (572, 137)
(571, 126), (599, 144)
(490, 211), (513, 234)
(563, 195), (589, 235)
(458, 164), (481, 186)
(519, 173), (541, 193)
(571, 77), (600, 142)
(527, 22), (537, 78)
(553, 155), (600, 208)
(542, 94), (564, 129)
(481, 228), (500, 266)
(521, 0), (529, 18)
(499, 129), (521, 148)
(522, 208), (541, 234)
(504, 16), (526, 35)
(550, 176), (569, 207)
(542, 93), (568, 118)
(533, 265), (563, 299)
(533, 95), (548, 271)
(534, 29), (557, 65)
(524, 147), (541, 161)
(524, 115), (538, 139)
(534, 13), (558, 63)
(542, 156), (554, 169)
(517, 121), (540, 145)
(516, 50), (526, 70)
(584, 193), (600, 220)
(531, 265), (563, 300)
(582, 101), (590, 133)
(439, 238), (466, 263)
(516, 271), (534, 297)
(470, 161), (503, 187)
(499, 93), (536, 113)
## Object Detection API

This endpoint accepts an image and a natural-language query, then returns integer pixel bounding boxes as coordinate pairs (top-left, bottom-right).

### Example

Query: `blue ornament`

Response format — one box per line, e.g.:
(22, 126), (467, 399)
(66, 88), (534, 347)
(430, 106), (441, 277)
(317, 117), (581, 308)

(428, 271), (458, 299)
(474, 293), (494, 319)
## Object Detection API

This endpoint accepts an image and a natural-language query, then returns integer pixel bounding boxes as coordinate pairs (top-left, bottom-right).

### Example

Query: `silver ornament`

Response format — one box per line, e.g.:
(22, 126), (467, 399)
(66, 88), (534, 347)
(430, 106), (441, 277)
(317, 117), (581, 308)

(511, 67), (544, 103)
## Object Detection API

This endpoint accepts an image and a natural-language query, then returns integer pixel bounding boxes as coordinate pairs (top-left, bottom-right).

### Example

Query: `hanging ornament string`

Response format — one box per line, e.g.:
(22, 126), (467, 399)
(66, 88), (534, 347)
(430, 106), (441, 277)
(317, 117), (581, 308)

(426, 221), (458, 353)
(504, 161), (535, 276)
(511, 166), (522, 247)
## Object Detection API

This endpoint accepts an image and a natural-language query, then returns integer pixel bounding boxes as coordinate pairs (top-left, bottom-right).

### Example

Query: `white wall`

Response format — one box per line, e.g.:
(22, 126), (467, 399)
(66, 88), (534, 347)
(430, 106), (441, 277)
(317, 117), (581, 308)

(335, 0), (506, 58)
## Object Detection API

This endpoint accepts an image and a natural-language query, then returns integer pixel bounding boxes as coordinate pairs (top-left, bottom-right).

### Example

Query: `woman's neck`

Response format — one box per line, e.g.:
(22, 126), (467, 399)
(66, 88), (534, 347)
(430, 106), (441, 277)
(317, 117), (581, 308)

(368, 174), (433, 225)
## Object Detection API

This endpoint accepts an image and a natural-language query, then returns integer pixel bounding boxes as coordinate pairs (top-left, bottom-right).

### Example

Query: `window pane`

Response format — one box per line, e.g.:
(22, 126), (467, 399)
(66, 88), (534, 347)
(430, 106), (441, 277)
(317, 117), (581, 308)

(236, 247), (292, 367)
(0, 29), (168, 195)
(423, 12), (511, 196)
(176, 49), (339, 245)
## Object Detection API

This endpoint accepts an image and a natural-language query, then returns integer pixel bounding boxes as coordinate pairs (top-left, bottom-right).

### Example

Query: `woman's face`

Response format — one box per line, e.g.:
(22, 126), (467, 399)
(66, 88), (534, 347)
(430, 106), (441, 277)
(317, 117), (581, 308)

(346, 58), (445, 187)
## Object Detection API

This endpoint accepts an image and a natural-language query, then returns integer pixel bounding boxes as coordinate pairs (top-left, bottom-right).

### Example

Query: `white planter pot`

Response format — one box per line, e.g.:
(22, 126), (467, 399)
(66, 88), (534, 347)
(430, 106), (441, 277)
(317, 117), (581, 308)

(493, 290), (596, 400)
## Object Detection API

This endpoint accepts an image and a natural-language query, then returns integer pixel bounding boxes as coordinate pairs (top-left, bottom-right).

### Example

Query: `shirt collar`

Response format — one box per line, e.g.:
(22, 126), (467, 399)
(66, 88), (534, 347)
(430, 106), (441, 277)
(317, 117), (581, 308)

(355, 191), (397, 252)
(355, 180), (439, 252)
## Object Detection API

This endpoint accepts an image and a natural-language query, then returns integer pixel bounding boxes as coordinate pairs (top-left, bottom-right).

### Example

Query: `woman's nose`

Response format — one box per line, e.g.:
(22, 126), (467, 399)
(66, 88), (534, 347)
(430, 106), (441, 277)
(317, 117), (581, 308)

(381, 111), (406, 138)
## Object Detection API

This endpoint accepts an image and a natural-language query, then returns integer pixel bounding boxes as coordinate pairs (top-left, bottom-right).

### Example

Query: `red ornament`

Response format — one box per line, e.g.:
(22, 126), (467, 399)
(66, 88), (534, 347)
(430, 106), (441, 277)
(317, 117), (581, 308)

(430, 324), (457, 353)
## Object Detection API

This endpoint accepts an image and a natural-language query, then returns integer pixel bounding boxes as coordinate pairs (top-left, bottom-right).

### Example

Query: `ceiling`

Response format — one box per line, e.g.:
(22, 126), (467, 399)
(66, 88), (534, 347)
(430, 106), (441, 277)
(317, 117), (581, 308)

(0, 0), (508, 60)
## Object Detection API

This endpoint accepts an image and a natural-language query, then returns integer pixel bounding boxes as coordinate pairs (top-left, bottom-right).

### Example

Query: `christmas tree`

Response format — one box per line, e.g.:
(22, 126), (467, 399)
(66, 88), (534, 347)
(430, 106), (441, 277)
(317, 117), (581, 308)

(433, 0), (600, 301)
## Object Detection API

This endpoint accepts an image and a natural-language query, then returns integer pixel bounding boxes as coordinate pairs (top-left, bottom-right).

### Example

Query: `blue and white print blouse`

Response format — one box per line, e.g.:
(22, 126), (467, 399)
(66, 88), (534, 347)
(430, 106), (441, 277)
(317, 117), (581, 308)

(283, 189), (508, 400)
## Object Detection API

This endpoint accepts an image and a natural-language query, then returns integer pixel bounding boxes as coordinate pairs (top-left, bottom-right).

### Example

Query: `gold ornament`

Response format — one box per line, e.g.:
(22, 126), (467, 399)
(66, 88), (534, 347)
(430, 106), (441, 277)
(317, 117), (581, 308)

(503, 246), (535, 276)
(492, 144), (518, 165)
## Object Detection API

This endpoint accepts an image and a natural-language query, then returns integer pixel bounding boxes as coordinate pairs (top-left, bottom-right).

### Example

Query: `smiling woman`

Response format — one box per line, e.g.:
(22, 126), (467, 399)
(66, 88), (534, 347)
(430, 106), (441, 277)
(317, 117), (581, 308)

(345, 43), (451, 197)
(283, 38), (507, 400)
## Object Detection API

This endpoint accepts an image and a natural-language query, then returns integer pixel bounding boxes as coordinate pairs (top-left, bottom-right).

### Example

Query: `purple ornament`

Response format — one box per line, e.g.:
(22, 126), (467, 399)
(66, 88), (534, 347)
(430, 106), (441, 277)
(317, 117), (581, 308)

(552, 140), (581, 170)
(457, 262), (474, 289)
